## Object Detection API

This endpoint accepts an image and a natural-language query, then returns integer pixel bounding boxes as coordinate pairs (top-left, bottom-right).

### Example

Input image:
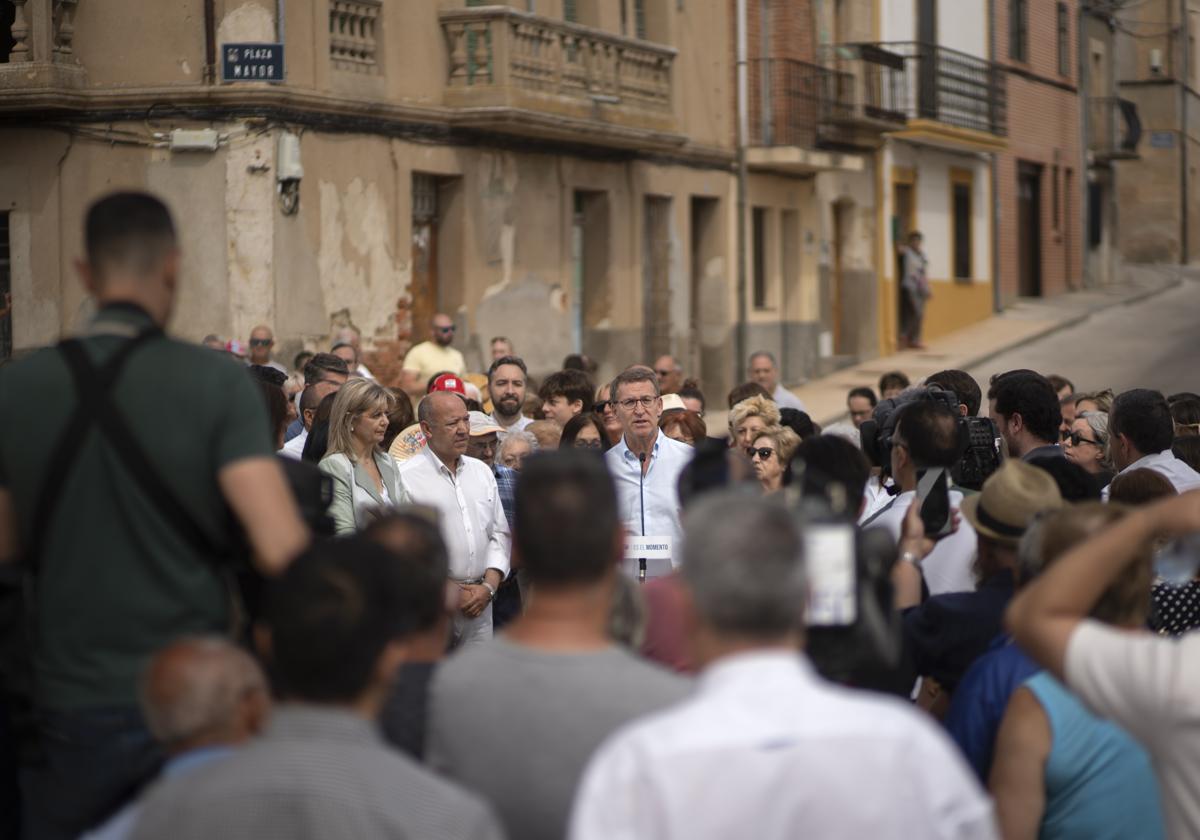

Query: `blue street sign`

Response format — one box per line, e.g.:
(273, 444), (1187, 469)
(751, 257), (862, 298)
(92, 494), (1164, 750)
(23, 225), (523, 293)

(222, 43), (285, 83)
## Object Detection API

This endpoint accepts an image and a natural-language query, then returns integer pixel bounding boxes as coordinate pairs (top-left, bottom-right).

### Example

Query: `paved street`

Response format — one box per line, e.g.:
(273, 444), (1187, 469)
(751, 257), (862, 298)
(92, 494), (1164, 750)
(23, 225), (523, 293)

(968, 274), (1200, 396)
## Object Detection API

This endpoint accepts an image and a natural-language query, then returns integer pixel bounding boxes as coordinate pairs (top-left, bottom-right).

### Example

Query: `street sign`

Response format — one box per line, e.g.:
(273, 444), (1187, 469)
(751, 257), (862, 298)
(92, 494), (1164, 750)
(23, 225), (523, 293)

(221, 43), (285, 83)
(1149, 131), (1175, 149)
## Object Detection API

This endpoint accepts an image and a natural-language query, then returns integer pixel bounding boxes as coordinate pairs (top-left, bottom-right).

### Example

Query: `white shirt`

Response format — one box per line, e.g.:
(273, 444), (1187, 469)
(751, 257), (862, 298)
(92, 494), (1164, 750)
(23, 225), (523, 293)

(865, 488), (978, 595)
(859, 474), (892, 524)
(604, 432), (693, 576)
(493, 412), (532, 441)
(400, 446), (511, 581)
(356, 363), (376, 381)
(1066, 621), (1200, 839)
(570, 651), (996, 840)
(772, 384), (807, 412)
(279, 428), (307, 461)
(1104, 450), (1200, 499)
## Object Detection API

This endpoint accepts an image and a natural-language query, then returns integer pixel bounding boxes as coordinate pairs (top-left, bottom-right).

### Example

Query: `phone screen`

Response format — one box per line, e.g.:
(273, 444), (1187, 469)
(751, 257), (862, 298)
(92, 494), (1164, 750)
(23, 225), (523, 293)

(805, 524), (857, 626)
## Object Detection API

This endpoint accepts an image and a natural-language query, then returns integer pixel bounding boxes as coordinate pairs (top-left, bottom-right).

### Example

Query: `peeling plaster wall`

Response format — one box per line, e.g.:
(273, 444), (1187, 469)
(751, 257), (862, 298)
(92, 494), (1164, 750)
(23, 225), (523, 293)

(225, 135), (276, 343)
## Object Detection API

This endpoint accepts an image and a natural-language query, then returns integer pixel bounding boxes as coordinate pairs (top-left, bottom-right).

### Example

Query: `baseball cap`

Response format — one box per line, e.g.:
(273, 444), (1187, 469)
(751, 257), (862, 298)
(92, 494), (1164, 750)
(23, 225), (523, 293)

(429, 373), (466, 395)
(468, 411), (503, 437)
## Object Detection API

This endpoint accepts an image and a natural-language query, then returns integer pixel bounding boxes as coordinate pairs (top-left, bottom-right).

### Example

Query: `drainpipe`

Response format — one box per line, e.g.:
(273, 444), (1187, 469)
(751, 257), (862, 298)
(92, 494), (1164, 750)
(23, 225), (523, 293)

(988, 0), (1001, 313)
(1077, 2), (1090, 289)
(277, 0), (286, 47)
(1181, 0), (1189, 264)
(735, 0), (749, 382)
(203, 0), (216, 84)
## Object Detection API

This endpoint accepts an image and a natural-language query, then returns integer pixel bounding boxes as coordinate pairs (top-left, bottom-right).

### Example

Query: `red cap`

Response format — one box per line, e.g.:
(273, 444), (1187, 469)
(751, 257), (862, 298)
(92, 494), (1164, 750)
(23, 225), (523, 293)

(429, 373), (466, 395)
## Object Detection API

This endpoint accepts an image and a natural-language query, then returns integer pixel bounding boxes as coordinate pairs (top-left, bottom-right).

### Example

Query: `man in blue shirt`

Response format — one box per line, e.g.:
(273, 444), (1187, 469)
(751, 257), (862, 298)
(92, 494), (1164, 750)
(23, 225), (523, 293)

(604, 367), (694, 580)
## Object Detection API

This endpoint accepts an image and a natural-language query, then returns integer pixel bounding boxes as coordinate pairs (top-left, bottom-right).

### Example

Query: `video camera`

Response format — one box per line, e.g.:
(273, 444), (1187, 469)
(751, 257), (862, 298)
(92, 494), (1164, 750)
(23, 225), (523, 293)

(859, 386), (1001, 492)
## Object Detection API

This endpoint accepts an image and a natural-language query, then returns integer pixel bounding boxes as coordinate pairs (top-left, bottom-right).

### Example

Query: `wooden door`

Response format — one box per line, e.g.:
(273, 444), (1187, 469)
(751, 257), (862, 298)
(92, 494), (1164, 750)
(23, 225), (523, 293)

(411, 174), (440, 336)
(1018, 163), (1043, 297)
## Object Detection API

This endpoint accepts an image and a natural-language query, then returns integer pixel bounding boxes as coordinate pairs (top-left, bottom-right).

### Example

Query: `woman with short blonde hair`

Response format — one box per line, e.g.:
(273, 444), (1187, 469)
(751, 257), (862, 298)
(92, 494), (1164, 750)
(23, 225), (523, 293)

(747, 424), (801, 494)
(320, 379), (407, 533)
(729, 395), (781, 449)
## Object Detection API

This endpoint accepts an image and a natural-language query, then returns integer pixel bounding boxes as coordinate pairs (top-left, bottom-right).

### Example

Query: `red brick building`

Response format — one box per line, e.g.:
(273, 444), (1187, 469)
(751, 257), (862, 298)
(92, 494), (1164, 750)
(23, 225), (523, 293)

(995, 0), (1083, 302)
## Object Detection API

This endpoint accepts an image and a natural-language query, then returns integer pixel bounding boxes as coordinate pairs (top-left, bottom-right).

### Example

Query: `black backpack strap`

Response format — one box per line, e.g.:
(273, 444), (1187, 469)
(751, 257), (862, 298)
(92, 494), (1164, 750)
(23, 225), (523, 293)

(860, 495), (899, 529)
(25, 330), (226, 572)
(24, 332), (160, 572)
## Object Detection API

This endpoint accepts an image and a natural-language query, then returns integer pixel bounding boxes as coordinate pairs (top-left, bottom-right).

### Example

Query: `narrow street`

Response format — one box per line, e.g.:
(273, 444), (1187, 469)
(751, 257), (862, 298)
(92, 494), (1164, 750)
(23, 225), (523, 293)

(968, 276), (1200, 396)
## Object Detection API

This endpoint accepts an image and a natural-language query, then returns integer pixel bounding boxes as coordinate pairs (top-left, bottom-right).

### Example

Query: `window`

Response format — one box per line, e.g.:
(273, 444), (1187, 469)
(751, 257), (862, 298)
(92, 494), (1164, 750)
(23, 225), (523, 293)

(1009, 0), (1028, 62)
(1, 1), (14, 63)
(752, 207), (769, 309)
(950, 169), (973, 281)
(563, 0), (577, 22)
(634, 0), (647, 41)
(0, 212), (10, 360)
(1057, 3), (1070, 77)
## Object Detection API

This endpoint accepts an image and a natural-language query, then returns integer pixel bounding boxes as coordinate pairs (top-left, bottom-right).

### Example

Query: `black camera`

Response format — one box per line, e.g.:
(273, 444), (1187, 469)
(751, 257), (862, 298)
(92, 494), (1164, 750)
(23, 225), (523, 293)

(859, 386), (1001, 492)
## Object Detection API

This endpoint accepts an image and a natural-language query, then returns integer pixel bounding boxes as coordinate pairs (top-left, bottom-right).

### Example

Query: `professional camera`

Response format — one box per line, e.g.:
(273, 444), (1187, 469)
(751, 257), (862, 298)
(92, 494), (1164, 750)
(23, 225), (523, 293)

(859, 386), (1001, 492)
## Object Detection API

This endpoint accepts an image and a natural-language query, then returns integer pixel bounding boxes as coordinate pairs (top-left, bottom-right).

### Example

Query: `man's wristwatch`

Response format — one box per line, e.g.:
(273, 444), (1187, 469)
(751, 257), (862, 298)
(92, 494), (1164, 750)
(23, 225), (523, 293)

(481, 581), (497, 601)
(899, 549), (923, 569)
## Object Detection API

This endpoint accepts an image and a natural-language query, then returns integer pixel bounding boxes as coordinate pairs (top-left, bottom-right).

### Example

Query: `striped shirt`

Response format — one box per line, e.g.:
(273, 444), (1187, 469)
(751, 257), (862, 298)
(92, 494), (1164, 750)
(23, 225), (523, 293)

(129, 705), (502, 840)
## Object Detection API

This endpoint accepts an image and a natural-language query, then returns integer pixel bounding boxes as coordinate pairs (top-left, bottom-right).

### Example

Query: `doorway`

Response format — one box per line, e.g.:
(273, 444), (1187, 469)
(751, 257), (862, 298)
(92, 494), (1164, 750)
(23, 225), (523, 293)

(572, 190), (611, 356)
(1017, 162), (1043, 297)
(411, 173), (441, 335)
(643, 195), (673, 362)
(893, 178), (915, 341)
(689, 196), (721, 384)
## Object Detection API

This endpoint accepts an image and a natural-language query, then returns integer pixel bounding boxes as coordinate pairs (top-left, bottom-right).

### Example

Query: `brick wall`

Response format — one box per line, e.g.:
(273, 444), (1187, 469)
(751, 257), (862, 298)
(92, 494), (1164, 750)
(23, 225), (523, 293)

(995, 0), (1084, 302)
(732, 0), (817, 147)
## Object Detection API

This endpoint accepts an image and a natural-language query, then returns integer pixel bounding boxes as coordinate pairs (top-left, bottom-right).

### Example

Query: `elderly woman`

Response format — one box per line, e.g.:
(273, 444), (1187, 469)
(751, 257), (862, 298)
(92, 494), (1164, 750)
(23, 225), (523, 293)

(729, 394), (781, 450)
(498, 429), (537, 471)
(748, 424), (801, 495)
(319, 379), (407, 534)
(1062, 410), (1113, 487)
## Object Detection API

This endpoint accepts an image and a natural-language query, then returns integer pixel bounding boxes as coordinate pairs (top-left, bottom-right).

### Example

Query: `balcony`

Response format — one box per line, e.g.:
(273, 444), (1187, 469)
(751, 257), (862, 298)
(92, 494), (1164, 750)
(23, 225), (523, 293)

(1088, 97), (1141, 162)
(877, 41), (1007, 152)
(0, 0), (86, 91)
(746, 50), (907, 173)
(439, 5), (681, 151)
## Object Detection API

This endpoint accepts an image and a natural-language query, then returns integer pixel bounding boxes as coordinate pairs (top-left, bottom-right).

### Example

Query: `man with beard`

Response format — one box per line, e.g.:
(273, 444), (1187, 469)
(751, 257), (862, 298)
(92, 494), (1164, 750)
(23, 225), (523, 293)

(488, 355), (533, 440)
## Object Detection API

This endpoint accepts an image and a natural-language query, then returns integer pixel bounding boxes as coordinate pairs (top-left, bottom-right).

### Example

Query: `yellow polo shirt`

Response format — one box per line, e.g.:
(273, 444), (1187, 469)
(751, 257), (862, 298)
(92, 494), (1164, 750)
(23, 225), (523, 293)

(402, 341), (467, 383)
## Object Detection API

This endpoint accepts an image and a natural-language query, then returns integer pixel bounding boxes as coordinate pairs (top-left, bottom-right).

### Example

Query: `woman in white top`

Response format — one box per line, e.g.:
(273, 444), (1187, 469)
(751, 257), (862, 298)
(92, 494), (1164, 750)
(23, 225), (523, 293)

(319, 379), (408, 533)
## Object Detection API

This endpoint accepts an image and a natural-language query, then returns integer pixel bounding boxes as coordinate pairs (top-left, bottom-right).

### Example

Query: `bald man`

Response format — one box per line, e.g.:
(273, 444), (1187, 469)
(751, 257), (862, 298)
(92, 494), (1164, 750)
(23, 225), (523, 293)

(82, 637), (270, 840)
(400, 392), (511, 647)
(401, 314), (467, 398)
(654, 354), (684, 395)
(248, 325), (286, 374)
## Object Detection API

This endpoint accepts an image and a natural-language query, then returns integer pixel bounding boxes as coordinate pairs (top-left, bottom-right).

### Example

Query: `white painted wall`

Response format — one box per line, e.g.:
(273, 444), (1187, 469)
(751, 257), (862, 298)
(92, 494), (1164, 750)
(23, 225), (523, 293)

(881, 0), (988, 57)
(883, 144), (992, 283)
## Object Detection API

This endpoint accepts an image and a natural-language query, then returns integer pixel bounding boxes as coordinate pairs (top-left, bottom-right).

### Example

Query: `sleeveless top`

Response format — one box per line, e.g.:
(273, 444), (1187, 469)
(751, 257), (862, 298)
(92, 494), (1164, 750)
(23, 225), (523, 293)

(1025, 672), (1166, 840)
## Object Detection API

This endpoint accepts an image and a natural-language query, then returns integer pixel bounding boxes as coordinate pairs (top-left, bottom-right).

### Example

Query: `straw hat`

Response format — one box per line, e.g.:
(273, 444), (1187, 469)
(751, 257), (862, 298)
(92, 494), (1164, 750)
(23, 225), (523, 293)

(961, 460), (1064, 545)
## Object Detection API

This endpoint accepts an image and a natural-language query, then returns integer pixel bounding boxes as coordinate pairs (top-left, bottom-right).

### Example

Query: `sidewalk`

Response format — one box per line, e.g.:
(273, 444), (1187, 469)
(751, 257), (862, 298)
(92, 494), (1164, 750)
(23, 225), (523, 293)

(787, 265), (1192, 427)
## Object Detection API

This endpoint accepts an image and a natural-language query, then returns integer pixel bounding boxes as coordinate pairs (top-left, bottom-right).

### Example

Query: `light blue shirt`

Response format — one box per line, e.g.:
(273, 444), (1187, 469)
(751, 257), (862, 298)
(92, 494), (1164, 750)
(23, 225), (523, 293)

(605, 431), (693, 577)
(82, 746), (236, 840)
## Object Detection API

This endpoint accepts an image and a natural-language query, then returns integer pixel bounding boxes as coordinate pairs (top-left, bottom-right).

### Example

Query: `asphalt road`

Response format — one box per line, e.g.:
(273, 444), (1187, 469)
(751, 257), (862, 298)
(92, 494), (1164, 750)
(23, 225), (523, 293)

(968, 277), (1200, 397)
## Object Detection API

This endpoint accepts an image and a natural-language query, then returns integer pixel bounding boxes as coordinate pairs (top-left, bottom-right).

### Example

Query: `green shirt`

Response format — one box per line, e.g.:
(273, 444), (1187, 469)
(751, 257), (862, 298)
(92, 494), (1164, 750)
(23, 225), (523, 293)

(0, 304), (272, 709)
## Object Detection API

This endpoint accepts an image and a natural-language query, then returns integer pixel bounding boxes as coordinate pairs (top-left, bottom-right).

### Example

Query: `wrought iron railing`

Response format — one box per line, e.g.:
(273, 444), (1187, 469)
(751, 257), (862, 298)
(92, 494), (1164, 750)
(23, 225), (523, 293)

(1088, 96), (1141, 159)
(875, 41), (1006, 136)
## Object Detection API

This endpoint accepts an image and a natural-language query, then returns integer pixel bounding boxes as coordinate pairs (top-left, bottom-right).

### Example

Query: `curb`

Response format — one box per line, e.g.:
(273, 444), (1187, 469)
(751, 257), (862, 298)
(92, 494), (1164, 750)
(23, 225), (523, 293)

(810, 275), (1185, 427)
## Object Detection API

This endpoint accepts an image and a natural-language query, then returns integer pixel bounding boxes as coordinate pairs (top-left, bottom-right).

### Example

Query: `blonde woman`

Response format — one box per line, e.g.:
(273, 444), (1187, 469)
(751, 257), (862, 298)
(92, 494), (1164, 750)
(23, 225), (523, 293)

(728, 394), (781, 449)
(747, 424), (801, 494)
(319, 379), (408, 534)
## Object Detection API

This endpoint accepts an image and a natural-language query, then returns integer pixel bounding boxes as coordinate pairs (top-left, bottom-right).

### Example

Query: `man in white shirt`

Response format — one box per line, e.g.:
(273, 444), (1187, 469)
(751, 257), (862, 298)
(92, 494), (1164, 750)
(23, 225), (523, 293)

(570, 492), (997, 840)
(865, 400), (977, 595)
(1009, 489), (1200, 840)
(400, 391), (511, 647)
(279, 385), (322, 460)
(487, 355), (533, 440)
(603, 368), (693, 578)
(748, 350), (806, 412)
(332, 325), (376, 381)
(247, 325), (287, 374)
(1105, 388), (1200, 498)
(401, 314), (467, 397)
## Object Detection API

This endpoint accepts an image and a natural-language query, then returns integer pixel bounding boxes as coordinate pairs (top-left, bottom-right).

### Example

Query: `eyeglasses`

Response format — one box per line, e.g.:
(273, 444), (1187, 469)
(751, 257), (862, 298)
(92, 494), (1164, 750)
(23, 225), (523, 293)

(573, 439), (603, 450)
(592, 401), (611, 414)
(655, 369), (673, 377)
(616, 396), (659, 411)
(1065, 431), (1102, 448)
(746, 446), (775, 461)
(249, 338), (272, 347)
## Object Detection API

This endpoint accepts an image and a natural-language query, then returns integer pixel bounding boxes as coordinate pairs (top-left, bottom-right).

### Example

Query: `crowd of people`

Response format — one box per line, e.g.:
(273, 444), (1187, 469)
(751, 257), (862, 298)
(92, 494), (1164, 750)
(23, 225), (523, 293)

(2, 191), (1200, 839)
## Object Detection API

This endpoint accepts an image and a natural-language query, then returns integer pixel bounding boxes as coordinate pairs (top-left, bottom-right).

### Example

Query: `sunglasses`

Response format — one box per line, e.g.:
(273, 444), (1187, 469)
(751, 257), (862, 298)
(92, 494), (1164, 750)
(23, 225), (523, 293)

(746, 446), (775, 461)
(592, 401), (611, 414)
(249, 338), (272, 347)
(436, 325), (456, 334)
(573, 439), (604, 450)
(1065, 431), (1102, 448)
